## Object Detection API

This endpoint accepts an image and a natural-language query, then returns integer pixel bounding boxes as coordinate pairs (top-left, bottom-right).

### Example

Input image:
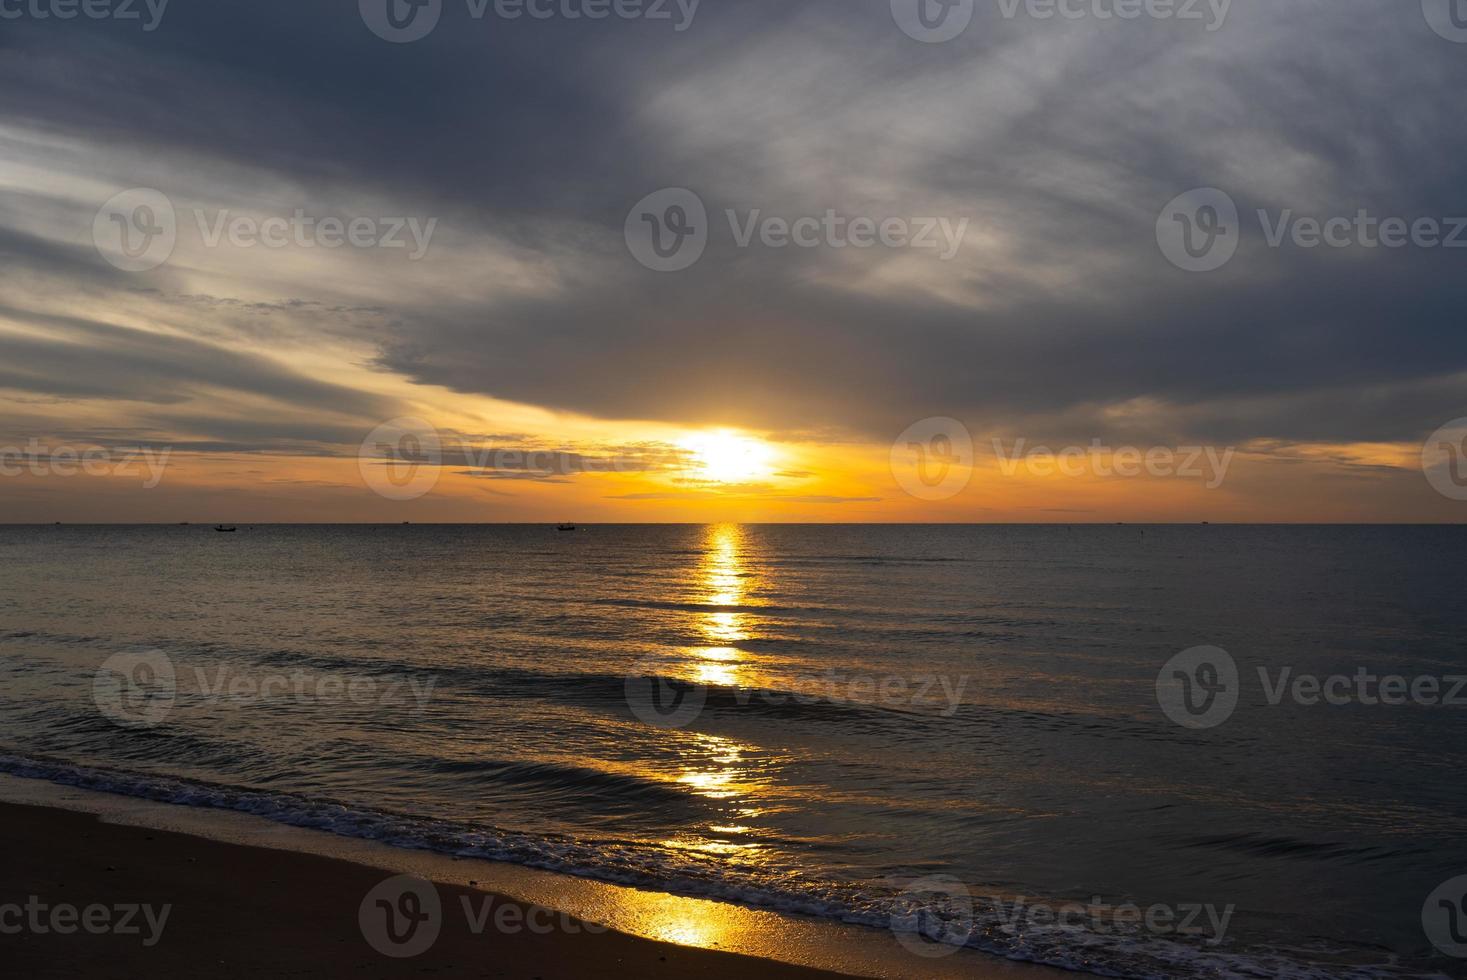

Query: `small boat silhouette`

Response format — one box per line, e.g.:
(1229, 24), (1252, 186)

(557, 523), (576, 532)
(214, 525), (237, 533)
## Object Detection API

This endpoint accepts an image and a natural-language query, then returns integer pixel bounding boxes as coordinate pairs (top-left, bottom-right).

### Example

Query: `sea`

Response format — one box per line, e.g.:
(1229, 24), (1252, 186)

(1, 524), (1464, 978)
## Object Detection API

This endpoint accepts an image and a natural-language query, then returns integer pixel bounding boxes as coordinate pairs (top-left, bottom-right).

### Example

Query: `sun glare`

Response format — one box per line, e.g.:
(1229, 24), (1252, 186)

(680, 431), (776, 484)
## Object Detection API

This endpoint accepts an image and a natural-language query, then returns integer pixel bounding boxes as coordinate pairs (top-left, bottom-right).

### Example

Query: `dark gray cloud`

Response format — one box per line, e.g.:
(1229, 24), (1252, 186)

(1, 0), (1465, 452)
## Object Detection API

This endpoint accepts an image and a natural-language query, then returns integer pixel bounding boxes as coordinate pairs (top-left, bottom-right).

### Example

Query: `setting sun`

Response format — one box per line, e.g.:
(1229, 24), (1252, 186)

(680, 431), (777, 484)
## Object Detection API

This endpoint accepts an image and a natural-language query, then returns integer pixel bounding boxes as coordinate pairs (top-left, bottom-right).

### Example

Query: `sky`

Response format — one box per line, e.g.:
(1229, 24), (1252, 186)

(2, 0), (1466, 523)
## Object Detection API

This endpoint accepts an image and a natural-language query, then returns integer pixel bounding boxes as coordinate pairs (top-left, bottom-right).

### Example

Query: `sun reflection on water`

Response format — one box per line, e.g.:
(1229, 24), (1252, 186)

(692, 524), (756, 682)
(641, 526), (791, 896)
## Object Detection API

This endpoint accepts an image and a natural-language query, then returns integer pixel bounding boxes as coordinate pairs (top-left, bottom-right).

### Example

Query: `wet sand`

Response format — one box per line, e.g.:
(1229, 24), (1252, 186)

(0, 781), (1073, 979)
(0, 799), (846, 979)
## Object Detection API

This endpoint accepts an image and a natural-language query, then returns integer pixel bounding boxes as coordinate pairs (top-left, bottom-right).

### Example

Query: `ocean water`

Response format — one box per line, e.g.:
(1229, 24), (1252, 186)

(1, 524), (1465, 978)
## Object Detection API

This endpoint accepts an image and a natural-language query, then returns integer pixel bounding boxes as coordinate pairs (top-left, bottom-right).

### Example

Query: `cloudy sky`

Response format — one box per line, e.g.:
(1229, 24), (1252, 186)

(2, 0), (1465, 522)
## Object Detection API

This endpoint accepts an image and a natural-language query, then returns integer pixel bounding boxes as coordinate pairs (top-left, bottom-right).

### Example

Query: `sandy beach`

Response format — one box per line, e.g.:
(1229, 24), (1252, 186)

(0, 799), (848, 979)
(0, 777), (1073, 980)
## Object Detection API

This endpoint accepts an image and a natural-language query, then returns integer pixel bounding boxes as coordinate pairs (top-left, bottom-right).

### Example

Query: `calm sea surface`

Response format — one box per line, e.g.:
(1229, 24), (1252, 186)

(1, 525), (1465, 977)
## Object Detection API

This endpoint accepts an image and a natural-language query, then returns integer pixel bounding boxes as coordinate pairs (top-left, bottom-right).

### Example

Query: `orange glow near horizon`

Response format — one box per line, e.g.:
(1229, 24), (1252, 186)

(0, 383), (1448, 524)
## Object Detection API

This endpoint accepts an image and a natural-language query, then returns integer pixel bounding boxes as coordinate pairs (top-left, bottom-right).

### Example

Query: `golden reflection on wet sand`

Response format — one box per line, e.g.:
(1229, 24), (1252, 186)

(1, 775), (1028, 979)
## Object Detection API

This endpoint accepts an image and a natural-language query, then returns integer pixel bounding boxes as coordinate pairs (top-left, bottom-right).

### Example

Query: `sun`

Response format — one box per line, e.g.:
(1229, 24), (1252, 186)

(679, 430), (776, 484)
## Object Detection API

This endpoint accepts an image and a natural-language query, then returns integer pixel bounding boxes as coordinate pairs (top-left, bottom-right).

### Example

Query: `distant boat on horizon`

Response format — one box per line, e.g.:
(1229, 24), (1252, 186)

(557, 523), (576, 532)
(214, 525), (236, 533)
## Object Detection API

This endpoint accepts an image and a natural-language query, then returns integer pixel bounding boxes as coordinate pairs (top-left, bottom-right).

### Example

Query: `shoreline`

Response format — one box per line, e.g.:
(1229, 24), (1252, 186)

(0, 773), (1069, 979)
